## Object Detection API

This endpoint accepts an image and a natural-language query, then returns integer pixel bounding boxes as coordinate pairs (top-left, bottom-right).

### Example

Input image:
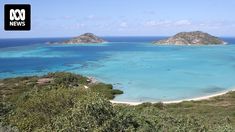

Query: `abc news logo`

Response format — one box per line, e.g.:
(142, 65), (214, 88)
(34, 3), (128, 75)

(10, 9), (26, 21)
(4, 4), (31, 31)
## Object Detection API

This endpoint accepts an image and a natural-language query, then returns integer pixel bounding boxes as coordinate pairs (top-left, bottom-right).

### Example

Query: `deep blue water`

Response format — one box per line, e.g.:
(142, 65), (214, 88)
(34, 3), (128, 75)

(1, 37), (235, 102)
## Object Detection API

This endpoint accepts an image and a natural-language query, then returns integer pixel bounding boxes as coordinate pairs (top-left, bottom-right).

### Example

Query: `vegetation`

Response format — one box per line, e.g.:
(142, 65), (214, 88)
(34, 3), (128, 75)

(0, 72), (234, 131)
(153, 31), (226, 45)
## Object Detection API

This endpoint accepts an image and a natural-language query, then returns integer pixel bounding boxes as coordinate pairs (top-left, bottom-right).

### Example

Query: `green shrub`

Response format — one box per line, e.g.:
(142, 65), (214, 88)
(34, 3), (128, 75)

(111, 89), (124, 95)
(49, 72), (87, 86)
(90, 83), (122, 99)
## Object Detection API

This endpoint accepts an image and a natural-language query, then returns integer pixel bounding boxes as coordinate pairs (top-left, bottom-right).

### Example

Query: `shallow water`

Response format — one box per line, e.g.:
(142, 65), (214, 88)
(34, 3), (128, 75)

(0, 37), (235, 102)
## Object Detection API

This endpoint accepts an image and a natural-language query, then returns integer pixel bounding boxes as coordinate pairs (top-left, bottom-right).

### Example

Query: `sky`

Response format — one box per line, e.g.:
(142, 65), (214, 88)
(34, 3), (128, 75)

(1, 0), (235, 38)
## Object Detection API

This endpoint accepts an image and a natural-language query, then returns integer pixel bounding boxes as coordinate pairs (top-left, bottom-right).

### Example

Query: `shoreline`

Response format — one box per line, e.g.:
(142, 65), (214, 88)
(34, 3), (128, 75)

(110, 89), (235, 105)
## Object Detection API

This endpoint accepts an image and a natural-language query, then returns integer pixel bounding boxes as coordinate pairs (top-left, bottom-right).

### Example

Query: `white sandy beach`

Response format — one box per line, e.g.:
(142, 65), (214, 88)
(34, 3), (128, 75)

(110, 89), (235, 105)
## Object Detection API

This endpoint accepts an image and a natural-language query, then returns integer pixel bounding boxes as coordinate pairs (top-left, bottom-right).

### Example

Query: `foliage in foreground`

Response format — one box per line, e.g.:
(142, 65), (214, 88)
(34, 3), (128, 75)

(2, 88), (233, 132)
(0, 72), (234, 131)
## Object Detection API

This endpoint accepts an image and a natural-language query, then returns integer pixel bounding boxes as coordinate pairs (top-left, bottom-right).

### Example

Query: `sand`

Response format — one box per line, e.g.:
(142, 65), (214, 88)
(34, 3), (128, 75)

(110, 90), (234, 105)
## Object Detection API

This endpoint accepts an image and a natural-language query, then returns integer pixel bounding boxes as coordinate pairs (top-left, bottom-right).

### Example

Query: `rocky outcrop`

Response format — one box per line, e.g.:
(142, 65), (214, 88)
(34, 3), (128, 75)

(58, 33), (106, 44)
(153, 31), (226, 45)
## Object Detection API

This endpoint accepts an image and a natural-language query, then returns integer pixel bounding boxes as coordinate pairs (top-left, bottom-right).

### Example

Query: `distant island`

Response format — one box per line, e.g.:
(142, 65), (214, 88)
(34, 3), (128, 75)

(54, 33), (106, 44)
(153, 31), (227, 45)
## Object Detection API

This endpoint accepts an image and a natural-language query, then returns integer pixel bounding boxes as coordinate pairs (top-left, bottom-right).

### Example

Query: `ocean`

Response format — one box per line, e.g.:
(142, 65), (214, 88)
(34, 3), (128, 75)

(0, 36), (235, 102)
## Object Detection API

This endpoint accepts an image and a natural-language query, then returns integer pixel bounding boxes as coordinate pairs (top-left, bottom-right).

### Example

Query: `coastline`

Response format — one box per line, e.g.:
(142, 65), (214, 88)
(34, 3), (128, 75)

(110, 89), (235, 105)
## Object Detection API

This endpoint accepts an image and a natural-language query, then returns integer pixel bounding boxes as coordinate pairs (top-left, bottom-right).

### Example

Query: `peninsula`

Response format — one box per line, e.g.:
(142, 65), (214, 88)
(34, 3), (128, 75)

(1, 72), (234, 131)
(153, 31), (227, 45)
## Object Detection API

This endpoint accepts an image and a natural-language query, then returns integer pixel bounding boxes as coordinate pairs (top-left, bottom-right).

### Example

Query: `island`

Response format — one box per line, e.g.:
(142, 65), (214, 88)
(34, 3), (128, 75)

(55, 33), (106, 44)
(153, 31), (227, 45)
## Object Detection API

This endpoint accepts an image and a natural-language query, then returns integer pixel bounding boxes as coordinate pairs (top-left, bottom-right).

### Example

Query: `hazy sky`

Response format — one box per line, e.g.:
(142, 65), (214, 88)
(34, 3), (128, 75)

(1, 0), (235, 38)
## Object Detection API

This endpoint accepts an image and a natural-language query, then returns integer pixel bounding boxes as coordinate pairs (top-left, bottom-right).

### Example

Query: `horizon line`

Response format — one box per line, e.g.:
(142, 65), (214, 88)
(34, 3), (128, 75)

(0, 35), (234, 39)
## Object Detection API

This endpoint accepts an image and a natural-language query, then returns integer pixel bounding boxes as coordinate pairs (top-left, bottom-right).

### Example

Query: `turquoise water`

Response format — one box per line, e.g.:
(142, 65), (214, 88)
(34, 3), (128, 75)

(1, 37), (235, 102)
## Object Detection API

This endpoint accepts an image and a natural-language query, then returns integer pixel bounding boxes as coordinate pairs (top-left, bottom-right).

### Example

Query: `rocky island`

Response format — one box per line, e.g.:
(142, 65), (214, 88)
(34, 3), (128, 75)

(56, 33), (106, 44)
(153, 31), (227, 45)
